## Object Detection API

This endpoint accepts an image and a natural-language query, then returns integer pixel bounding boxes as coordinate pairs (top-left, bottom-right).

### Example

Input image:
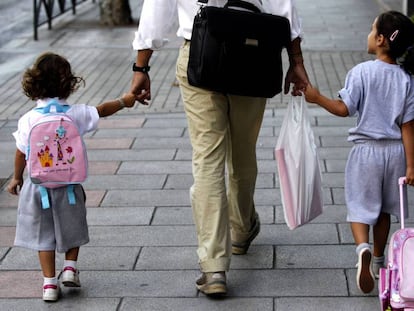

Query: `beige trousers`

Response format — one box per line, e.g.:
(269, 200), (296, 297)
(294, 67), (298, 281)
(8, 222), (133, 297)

(176, 41), (266, 272)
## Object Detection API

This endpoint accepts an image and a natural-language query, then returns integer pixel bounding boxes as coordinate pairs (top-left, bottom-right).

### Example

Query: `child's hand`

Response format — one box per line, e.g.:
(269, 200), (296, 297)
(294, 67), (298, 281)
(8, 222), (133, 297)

(304, 84), (321, 104)
(121, 93), (136, 108)
(405, 167), (414, 186)
(7, 178), (23, 195)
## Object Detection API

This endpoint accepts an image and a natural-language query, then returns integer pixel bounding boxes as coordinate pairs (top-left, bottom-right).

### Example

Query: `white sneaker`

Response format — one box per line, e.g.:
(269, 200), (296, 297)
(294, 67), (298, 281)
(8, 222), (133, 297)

(356, 248), (375, 293)
(60, 266), (81, 287)
(42, 284), (59, 302)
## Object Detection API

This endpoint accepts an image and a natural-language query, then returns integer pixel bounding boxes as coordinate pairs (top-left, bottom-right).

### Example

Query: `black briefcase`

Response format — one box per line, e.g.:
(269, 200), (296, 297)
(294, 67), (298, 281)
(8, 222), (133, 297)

(187, 0), (291, 98)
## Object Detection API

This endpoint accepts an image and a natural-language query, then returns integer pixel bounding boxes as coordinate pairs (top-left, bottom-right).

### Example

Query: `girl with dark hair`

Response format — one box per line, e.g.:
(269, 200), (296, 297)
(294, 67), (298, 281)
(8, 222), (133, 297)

(8, 52), (136, 302)
(304, 11), (414, 294)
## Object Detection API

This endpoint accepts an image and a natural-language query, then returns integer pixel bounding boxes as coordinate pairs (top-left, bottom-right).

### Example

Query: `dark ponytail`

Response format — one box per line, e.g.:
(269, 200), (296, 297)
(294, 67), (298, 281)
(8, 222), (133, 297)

(402, 45), (414, 75)
(376, 11), (414, 75)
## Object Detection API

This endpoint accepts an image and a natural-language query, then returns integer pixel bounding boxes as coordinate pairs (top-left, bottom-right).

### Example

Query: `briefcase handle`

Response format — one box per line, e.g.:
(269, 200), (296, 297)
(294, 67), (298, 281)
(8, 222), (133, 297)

(197, 0), (261, 14)
(225, 0), (261, 13)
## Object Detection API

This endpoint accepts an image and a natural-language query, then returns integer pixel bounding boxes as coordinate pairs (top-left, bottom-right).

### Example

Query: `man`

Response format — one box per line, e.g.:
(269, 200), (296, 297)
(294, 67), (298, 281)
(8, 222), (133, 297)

(130, 0), (309, 296)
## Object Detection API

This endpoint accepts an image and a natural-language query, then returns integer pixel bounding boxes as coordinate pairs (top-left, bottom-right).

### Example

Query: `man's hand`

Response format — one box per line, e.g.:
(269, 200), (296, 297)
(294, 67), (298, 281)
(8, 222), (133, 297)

(130, 72), (151, 105)
(130, 49), (154, 105)
(284, 62), (309, 96)
(284, 37), (309, 96)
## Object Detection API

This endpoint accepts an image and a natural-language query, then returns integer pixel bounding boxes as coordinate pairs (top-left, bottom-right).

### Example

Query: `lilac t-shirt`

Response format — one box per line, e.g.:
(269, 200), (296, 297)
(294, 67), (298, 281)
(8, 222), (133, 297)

(338, 60), (414, 142)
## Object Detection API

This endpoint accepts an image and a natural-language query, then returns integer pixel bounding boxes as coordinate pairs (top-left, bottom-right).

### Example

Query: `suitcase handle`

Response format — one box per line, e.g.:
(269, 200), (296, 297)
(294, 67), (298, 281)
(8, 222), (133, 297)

(399, 176), (406, 229)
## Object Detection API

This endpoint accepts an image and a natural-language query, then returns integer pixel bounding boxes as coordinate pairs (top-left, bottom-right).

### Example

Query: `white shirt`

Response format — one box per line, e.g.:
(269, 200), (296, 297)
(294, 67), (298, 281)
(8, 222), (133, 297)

(13, 98), (99, 153)
(132, 0), (302, 50)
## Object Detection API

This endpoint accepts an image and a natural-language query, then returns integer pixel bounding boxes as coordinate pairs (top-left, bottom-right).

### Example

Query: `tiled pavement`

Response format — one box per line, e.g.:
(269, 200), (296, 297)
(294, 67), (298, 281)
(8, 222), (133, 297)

(0, 0), (413, 310)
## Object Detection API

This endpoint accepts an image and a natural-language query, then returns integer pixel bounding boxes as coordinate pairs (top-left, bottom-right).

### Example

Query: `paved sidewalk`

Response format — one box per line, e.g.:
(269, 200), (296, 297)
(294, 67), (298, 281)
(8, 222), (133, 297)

(0, 0), (411, 310)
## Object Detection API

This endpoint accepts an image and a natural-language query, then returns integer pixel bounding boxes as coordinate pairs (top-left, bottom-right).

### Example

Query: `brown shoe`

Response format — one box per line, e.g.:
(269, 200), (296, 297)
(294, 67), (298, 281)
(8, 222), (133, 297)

(196, 272), (227, 296)
(232, 215), (260, 255)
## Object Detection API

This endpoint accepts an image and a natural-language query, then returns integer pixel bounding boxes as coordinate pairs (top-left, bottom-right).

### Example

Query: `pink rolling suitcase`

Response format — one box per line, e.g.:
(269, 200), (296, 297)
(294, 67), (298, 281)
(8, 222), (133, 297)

(379, 177), (414, 311)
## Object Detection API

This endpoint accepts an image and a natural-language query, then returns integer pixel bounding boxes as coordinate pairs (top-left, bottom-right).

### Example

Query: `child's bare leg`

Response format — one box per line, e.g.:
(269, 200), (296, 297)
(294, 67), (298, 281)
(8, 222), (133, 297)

(372, 212), (390, 257)
(38, 250), (55, 277)
(371, 212), (390, 277)
(65, 247), (79, 261)
(350, 222), (369, 245)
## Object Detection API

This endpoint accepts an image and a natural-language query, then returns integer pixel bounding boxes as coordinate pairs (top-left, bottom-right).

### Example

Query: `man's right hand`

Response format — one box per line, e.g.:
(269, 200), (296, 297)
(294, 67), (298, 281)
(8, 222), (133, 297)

(130, 72), (151, 105)
(130, 49), (154, 105)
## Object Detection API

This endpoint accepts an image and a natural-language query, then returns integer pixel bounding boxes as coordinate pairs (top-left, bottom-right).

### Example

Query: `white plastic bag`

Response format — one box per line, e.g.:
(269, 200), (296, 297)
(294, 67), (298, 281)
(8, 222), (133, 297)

(275, 96), (324, 230)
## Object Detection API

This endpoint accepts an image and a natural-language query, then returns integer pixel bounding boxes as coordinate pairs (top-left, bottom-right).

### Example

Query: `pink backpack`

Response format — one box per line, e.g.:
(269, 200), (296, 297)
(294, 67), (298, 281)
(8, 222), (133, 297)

(379, 177), (414, 311)
(26, 100), (88, 209)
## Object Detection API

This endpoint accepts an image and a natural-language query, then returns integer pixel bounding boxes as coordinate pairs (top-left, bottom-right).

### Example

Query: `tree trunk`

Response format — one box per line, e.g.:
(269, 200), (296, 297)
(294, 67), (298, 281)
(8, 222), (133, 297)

(99, 0), (133, 26)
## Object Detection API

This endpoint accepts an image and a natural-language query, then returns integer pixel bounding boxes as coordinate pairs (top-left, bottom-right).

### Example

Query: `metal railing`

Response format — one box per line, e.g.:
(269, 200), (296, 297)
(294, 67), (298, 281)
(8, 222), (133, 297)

(33, 0), (96, 40)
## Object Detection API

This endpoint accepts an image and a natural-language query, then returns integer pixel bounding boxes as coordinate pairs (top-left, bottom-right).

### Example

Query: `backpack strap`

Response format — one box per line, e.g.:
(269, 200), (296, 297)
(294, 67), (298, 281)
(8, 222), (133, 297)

(34, 99), (70, 114)
(39, 186), (51, 209)
(66, 185), (76, 205)
(38, 185), (77, 209)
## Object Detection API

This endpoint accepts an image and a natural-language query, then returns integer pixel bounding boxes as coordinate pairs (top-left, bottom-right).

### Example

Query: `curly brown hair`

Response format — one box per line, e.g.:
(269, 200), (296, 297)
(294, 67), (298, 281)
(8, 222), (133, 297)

(22, 52), (85, 100)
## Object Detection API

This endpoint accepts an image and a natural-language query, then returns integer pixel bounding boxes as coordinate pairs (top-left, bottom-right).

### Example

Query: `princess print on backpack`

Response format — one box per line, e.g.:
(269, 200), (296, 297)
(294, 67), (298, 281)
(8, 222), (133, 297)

(27, 100), (88, 187)
(7, 52), (137, 302)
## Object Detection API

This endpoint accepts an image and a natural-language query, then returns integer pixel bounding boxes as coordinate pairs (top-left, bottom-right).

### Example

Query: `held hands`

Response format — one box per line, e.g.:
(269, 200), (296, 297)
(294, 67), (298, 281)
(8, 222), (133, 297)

(304, 83), (321, 104)
(130, 72), (151, 105)
(284, 62), (310, 96)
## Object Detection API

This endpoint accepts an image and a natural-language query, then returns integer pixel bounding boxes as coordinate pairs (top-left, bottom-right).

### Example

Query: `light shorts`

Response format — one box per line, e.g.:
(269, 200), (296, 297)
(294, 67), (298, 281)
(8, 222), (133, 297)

(14, 180), (89, 253)
(345, 140), (407, 225)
